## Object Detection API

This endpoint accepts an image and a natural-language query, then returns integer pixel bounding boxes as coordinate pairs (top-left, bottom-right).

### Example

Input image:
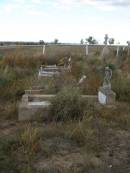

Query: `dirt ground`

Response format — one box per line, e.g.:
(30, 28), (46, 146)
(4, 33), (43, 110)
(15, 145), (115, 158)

(0, 119), (130, 173)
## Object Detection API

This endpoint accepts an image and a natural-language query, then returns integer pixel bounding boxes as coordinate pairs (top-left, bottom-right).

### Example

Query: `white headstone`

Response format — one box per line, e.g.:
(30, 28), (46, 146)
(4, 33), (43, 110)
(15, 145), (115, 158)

(98, 91), (107, 105)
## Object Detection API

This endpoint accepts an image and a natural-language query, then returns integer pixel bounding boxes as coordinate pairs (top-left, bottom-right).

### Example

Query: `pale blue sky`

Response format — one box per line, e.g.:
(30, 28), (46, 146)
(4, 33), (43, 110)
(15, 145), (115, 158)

(0, 0), (130, 44)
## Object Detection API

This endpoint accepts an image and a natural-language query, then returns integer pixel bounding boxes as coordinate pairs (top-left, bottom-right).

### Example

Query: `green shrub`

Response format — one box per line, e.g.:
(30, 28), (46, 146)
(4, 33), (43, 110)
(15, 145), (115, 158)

(51, 86), (85, 121)
(112, 77), (130, 102)
(107, 63), (116, 70)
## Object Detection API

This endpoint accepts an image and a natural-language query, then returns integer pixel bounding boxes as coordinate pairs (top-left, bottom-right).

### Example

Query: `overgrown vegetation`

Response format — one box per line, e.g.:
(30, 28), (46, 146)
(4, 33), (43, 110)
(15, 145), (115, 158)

(0, 47), (130, 172)
(51, 86), (85, 121)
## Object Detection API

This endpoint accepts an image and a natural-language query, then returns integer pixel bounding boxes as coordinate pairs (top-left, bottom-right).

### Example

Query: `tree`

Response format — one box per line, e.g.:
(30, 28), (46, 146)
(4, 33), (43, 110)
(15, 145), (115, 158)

(109, 38), (114, 45)
(54, 38), (59, 44)
(127, 41), (130, 45)
(85, 36), (98, 45)
(104, 34), (109, 45)
(80, 39), (84, 44)
(39, 40), (44, 45)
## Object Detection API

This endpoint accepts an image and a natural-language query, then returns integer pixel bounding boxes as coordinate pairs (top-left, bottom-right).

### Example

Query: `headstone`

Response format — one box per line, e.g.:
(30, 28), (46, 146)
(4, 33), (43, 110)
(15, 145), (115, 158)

(98, 87), (116, 105)
(98, 90), (107, 104)
(98, 67), (116, 105)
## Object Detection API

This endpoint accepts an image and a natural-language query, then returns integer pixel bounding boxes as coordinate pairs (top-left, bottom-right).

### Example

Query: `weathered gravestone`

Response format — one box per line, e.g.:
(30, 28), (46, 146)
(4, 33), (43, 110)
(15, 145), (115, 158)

(98, 66), (116, 105)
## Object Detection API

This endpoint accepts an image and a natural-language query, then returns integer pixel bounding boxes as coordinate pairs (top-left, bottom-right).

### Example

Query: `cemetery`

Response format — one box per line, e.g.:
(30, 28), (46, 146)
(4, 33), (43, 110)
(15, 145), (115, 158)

(0, 44), (130, 173)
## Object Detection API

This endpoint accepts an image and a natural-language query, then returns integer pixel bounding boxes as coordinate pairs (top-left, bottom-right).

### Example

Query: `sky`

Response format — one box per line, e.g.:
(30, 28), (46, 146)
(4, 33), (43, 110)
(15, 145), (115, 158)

(0, 0), (130, 44)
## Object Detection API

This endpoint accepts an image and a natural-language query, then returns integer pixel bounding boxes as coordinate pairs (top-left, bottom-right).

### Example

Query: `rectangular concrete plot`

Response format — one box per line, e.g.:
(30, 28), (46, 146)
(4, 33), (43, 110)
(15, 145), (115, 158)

(18, 94), (98, 121)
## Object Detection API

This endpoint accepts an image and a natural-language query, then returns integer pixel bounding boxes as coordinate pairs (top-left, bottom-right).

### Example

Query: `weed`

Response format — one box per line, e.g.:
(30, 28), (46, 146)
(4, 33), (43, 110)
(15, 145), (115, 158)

(51, 86), (85, 121)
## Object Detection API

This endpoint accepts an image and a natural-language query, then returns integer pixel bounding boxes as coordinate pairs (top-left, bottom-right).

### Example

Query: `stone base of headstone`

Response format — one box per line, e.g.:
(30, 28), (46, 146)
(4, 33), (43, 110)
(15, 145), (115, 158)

(98, 87), (116, 105)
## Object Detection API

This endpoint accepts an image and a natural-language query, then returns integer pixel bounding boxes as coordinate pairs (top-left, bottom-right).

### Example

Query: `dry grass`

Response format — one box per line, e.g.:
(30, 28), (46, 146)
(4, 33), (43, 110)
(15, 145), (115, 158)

(19, 123), (41, 155)
(0, 48), (130, 173)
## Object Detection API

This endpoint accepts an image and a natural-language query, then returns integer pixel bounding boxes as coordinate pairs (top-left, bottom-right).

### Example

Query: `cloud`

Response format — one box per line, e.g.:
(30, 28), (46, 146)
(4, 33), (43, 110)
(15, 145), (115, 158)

(0, 0), (129, 15)
(111, 0), (130, 6)
(0, 3), (20, 14)
(0, 0), (47, 15)
(55, 0), (130, 10)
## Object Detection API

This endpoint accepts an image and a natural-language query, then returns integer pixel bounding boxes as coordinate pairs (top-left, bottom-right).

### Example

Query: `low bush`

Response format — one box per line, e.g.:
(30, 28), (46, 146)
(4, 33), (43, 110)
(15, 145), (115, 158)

(112, 77), (130, 102)
(51, 86), (85, 121)
(107, 63), (116, 70)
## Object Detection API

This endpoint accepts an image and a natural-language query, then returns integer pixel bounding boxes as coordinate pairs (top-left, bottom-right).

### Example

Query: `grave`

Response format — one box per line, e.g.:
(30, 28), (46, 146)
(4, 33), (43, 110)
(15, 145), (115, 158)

(19, 62), (117, 121)
(98, 67), (116, 105)
(18, 94), (55, 121)
(18, 93), (98, 121)
(38, 65), (69, 77)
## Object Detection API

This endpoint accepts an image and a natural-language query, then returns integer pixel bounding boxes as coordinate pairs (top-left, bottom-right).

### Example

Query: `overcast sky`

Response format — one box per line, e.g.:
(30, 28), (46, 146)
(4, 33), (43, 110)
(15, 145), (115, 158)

(0, 0), (130, 44)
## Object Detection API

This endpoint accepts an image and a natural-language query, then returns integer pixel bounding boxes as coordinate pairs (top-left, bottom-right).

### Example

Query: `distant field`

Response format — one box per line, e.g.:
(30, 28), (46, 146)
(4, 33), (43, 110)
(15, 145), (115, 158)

(45, 44), (86, 57)
(0, 45), (86, 58)
(0, 44), (128, 58)
(0, 46), (43, 57)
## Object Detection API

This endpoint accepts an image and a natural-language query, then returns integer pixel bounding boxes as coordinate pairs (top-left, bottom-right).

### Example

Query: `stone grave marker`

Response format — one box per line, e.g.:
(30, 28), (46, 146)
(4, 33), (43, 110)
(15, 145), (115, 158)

(98, 66), (116, 105)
